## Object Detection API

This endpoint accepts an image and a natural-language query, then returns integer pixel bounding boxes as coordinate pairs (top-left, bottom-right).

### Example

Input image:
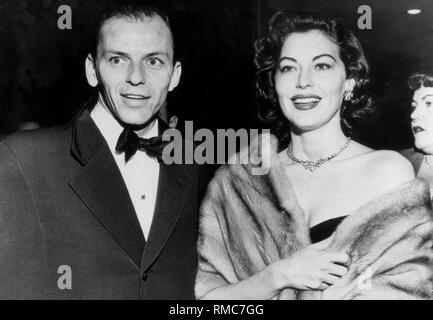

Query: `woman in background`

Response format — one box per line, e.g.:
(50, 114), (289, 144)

(195, 12), (433, 300)
(401, 69), (433, 195)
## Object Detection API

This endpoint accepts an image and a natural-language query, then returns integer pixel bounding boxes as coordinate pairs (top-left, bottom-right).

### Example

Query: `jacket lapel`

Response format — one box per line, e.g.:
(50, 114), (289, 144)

(141, 161), (192, 272)
(140, 119), (193, 271)
(69, 105), (145, 268)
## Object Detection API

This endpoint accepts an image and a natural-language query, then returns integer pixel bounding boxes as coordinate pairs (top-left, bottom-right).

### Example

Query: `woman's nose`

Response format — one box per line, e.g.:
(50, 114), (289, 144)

(411, 106), (422, 121)
(296, 68), (313, 89)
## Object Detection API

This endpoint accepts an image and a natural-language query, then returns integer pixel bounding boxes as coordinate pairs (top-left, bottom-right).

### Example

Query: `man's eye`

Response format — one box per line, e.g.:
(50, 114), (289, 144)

(315, 63), (332, 71)
(280, 65), (296, 73)
(147, 57), (163, 67)
(426, 101), (432, 107)
(109, 57), (125, 65)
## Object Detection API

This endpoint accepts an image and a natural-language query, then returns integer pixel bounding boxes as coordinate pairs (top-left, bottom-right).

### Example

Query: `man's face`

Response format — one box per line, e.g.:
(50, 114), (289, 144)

(86, 15), (181, 125)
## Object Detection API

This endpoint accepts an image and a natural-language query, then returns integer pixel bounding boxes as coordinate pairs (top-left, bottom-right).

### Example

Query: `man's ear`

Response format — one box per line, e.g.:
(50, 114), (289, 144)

(344, 78), (356, 93)
(85, 54), (99, 88)
(168, 61), (182, 92)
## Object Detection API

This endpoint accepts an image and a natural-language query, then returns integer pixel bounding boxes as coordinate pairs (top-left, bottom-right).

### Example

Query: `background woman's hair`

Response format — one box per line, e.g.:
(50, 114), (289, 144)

(254, 12), (373, 148)
(408, 67), (433, 90)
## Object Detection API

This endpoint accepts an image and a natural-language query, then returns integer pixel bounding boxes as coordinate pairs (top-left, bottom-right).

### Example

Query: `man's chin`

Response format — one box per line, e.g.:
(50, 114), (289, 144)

(117, 112), (158, 129)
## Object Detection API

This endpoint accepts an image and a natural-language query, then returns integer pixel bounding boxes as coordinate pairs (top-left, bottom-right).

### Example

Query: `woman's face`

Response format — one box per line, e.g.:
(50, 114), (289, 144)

(411, 86), (433, 154)
(274, 30), (354, 133)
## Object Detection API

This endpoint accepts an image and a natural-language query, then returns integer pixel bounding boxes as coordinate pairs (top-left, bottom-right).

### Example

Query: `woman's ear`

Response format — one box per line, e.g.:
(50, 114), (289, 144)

(344, 78), (356, 93)
(85, 54), (99, 88)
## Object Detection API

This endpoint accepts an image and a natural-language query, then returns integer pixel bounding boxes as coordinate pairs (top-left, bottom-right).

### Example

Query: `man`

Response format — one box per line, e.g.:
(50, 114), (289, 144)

(0, 3), (207, 299)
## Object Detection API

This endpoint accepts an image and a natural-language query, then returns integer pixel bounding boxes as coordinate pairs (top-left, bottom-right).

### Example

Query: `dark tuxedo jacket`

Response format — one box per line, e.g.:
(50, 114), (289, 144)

(0, 102), (210, 299)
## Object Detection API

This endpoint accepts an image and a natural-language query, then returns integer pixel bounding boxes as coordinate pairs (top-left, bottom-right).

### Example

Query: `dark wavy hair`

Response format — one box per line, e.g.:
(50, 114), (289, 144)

(408, 68), (433, 91)
(255, 12), (373, 147)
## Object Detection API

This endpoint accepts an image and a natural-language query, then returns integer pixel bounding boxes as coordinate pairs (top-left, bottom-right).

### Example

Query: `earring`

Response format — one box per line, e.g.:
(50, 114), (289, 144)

(343, 90), (353, 102)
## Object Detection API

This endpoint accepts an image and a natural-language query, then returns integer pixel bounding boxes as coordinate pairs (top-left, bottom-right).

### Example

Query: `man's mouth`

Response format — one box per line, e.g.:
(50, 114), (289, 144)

(291, 94), (322, 110)
(412, 125), (425, 134)
(120, 93), (150, 100)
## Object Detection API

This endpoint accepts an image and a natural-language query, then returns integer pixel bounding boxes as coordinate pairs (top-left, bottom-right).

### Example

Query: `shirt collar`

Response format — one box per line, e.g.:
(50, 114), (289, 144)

(90, 100), (159, 153)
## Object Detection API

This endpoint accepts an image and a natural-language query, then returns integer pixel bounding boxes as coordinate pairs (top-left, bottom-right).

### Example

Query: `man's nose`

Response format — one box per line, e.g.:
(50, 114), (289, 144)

(126, 63), (146, 86)
(296, 68), (313, 89)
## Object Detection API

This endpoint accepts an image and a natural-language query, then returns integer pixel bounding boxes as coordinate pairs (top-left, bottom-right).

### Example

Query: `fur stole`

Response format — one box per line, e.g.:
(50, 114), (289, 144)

(195, 134), (433, 300)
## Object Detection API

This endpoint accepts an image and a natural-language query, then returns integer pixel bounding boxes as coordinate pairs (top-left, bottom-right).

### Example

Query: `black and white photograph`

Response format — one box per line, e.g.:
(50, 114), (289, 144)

(0, 0), (432, 306)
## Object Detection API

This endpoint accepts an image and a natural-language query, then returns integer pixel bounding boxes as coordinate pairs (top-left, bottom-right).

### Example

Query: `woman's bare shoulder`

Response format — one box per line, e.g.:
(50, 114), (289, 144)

(348, 141), (413, 175)
(361, 149), (415, 189)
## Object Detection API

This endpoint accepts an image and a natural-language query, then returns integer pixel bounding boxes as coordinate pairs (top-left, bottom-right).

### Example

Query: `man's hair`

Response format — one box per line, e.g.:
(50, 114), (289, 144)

(90, 1), (175, 60)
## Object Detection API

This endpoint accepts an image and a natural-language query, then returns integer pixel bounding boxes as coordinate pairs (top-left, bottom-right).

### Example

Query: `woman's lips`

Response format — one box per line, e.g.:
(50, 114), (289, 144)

(291, 95), (322, 110)
(412, 125), (425, 134)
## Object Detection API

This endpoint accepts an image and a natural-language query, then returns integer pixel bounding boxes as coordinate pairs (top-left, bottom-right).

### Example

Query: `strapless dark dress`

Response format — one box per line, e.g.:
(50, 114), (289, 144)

(309, 216), (348, 243)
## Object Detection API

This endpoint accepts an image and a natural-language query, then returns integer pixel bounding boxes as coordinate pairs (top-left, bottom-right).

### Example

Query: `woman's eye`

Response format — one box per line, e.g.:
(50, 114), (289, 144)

(280, 65), (296, 73)
(315, 63), (332, 71)
(426, 101), (432, 107)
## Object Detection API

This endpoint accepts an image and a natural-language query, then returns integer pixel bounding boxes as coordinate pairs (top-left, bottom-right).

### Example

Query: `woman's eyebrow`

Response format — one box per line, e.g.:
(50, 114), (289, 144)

(422, 94), (433, 100)
(313, 54), (337, 62)
(279, 54), (337, 64)
(279, 56), (297, 64)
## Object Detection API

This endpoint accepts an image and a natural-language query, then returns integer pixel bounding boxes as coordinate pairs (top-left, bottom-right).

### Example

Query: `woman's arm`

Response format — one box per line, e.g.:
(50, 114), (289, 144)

(201, 263), (282, 300)
(200, 240), (350, 300)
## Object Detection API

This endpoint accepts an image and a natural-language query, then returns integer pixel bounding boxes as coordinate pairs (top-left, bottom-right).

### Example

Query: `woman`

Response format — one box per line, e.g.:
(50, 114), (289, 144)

(401, 69), (433, 194)
(195, 12), (433, 300)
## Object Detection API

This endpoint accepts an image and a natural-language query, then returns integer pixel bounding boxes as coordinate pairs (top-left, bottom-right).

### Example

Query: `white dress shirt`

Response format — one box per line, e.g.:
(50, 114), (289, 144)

(90, 102), (160, 239)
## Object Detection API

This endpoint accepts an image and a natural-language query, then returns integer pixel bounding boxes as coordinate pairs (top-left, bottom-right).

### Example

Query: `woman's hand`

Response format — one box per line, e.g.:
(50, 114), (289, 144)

(201, 237), (350, 300)
(270, 238), (350, 291)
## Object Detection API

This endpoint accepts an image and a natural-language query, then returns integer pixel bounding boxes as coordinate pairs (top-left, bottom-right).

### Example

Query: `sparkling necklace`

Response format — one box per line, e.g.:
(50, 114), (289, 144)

(287, 137), (352, 172)
(423, 155), (433, 170)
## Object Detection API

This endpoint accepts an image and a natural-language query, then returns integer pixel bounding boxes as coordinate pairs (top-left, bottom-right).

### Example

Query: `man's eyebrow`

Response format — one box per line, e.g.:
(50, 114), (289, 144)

(144, 51), (170, 59)
(104, 50), (130, 58)
(103, 50), (169, 59)
(313, 54), (337, 62)
(279, 56), (297, 64)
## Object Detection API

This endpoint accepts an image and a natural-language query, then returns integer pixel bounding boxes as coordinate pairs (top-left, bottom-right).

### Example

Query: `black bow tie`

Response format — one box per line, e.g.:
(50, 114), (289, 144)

(115, 128), (168, 162)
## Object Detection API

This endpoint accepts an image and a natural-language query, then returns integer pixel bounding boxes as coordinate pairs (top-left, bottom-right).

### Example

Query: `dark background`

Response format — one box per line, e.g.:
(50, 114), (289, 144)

(0, 0), (432, 149)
